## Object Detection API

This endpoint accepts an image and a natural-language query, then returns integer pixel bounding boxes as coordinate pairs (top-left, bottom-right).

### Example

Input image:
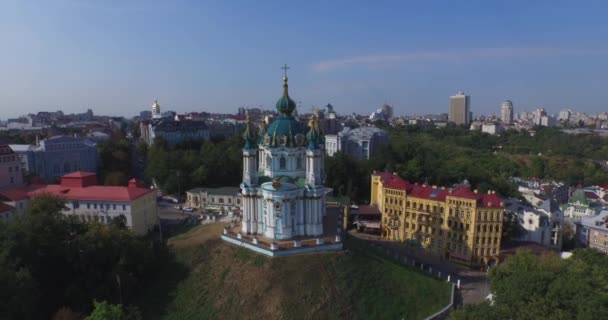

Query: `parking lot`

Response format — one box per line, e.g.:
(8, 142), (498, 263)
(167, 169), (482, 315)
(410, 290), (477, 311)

(157, 201), (237, 226)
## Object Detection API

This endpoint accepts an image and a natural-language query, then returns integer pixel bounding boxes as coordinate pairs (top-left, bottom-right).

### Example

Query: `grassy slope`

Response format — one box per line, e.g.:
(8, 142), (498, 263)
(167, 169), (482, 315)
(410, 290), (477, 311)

(138, 223), (451, 320)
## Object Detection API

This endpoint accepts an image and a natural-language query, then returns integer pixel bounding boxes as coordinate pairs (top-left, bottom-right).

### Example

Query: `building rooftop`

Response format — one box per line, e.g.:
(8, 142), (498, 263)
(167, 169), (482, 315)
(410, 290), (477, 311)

(578, 210), (608, 231)
(0, 202), (15, 213)
(373, 171), (503, 208)
(0, 144), (15, 155)
(1, 172), (153, 202)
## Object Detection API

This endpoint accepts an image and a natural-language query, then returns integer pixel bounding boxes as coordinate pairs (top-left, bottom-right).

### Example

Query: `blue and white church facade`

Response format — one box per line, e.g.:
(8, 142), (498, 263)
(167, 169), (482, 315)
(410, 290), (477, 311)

(240, 75), (326, 240)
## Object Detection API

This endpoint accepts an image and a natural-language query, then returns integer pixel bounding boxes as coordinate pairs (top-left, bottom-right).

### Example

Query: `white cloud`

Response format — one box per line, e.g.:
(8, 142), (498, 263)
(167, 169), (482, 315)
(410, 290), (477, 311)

(313, 47), (608, 72)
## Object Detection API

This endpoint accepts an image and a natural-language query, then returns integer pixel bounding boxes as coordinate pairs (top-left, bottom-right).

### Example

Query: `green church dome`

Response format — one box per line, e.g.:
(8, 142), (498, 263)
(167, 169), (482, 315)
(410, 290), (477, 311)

(263, 116), (306, 148)
(275, 77), (296, 116)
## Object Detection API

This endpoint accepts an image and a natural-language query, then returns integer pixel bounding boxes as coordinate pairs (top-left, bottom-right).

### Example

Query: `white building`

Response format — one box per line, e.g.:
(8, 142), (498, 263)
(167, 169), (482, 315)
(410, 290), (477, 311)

(240, 76), (326, 240)
(481, 123), (505, 135)
(563, 189), (598, 220)
(0, 172), (158, 235)
(186, 187), (241, 213)
(501, 100), (514, 125)
(518, 201), (563, 249)
(559, 109), (572, 122)
(325, 126), (388, 160)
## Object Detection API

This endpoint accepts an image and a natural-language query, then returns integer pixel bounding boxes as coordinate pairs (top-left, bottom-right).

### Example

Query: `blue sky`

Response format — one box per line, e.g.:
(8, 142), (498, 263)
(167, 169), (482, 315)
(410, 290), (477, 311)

(1, 0), (607, 118)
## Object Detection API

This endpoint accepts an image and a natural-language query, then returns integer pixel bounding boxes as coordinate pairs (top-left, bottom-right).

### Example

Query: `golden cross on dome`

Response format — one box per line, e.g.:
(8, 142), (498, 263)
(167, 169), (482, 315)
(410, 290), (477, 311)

(281, 64), (290, 78)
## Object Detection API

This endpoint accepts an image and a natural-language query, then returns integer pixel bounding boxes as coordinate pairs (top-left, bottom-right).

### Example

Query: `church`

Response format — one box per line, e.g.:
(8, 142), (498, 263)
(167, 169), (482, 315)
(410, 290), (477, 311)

(240, 71), (326, 240)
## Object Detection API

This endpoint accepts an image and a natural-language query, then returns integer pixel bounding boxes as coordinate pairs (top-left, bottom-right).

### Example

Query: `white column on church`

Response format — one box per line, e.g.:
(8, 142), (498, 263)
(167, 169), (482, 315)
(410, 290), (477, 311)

(242, 194), (249, 234)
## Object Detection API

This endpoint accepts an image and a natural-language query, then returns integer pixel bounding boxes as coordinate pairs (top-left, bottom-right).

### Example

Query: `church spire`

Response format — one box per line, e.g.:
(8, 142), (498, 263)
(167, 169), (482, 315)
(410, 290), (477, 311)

(275, 64), (296, 116)
(242, 111), (257, 149)
(306, 113), (323, 149)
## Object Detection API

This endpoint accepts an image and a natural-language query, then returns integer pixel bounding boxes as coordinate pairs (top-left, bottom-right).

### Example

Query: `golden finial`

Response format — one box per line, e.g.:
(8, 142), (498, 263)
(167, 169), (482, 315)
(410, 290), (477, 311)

(272, 178), (282, 190)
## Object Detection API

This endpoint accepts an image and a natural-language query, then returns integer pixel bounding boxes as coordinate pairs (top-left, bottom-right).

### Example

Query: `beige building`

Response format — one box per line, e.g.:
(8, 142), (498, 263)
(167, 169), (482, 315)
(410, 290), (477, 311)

(186, 187), (241, 213)
(449, 92), (471, 125)
(577, 211), (608, 254)
(371, 172), (504, 267)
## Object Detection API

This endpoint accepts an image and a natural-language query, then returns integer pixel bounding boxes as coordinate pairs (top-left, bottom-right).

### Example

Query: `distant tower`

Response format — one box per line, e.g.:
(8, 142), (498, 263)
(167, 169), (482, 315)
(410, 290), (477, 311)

(501, 100), (514, 125)
(449, 92), (471, 125)
(152, 99), (161, 119)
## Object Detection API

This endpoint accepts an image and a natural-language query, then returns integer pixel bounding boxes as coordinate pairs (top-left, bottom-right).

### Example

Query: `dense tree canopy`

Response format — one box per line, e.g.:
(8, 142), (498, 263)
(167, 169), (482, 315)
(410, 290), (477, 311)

(0, 195), (159, 319)
(98, 133), (132, 186)
(145, 135), (244, 195)
(328, 125), (608, 203)
(452, 249), (608, 320)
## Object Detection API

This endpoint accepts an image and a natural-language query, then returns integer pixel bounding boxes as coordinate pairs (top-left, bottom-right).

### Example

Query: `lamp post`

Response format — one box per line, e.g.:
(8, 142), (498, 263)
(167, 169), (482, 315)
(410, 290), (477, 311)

(116, 274), (122, 305)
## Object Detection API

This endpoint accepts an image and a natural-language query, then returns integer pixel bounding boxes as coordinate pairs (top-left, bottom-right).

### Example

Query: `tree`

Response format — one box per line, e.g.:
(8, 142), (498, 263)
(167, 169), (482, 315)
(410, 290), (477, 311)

(85, 301), (124, 320)
(0, 195), (159, 319)
(451, 249), (608, 319)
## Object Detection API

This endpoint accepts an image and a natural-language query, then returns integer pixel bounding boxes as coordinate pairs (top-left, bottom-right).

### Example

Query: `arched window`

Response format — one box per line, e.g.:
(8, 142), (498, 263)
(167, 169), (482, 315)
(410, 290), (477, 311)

(279, 156), (286, 169)
(266, 154), (271, 169)
(296, 155), (302, 169)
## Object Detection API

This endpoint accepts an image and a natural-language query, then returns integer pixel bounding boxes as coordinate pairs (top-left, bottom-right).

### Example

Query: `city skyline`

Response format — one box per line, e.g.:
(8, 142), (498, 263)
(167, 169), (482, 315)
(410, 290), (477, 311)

(1, 1), (608, 118)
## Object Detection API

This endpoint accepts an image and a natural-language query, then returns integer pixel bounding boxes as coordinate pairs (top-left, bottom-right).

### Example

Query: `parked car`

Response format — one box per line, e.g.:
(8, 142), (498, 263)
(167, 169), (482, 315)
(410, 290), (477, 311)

(183, 206), (194, 212)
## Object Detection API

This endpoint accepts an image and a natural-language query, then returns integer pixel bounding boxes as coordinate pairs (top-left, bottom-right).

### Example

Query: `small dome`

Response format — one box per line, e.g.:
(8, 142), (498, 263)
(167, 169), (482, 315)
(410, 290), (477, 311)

(275, 77), (296, 116)
(152, 99), (160, 111)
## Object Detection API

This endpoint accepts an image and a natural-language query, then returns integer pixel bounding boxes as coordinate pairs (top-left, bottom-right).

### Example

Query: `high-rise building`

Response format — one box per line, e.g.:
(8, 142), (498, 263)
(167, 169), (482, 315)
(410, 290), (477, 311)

(370, 172), (504, 266)
(558, 109), (572, 122)
(534, 108), (547, 125)
(501, 100), (514, 125)
(449, 92), (471, 125)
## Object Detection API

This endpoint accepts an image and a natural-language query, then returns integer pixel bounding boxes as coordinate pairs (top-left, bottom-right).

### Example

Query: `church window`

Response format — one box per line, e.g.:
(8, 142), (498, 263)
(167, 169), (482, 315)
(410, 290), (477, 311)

(279, 156), (286, 169)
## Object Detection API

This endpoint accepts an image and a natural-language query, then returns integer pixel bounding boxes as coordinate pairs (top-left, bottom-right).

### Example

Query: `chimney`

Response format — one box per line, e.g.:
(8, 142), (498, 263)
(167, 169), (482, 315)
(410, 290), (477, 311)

(474, 189), (478, 194)
(393, 172), (398, 176)
(487, 190), (492, 194)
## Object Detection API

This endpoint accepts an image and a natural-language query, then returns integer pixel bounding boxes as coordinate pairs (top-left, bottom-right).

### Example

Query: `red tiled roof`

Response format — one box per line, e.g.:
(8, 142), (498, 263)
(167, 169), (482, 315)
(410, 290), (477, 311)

(481, 193), (503, 208)
(585, 191), (599, 200)
(373, 171), (503, 208)
(449, 187), (481, 200)
(0, 202), (15, 213)
(374, 172), (409, 189)
(63, 171), (96, 178)
(29, 184), (154, 202)
(1, 172), (154, 202)
(0, 185), (45, 201)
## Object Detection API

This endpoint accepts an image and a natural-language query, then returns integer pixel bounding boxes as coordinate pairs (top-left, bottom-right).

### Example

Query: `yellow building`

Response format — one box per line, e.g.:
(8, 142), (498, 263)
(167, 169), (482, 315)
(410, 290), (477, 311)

(371, 171), (504, 266)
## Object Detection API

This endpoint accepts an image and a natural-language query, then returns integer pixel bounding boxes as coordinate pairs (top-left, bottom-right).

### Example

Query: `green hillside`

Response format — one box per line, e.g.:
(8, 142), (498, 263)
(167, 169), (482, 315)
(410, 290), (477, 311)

(138, 223), (451, 320)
